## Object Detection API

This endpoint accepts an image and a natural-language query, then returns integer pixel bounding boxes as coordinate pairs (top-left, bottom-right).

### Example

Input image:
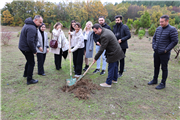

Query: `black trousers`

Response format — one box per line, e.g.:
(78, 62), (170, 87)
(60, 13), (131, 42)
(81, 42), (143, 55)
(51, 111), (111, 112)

(153, 52), (170, 84)
(73, 48), (84, 75)
(54, 49), (62, 70)
(37, 53), (46, 74)
(21, 50), (35, 81)
(118, 49), (126, 74)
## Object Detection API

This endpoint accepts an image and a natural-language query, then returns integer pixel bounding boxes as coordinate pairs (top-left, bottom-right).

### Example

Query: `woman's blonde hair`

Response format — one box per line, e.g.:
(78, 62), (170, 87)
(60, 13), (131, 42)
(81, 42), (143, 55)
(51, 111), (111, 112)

(53, 22), (63, 29)
(83, 21), (93, 32)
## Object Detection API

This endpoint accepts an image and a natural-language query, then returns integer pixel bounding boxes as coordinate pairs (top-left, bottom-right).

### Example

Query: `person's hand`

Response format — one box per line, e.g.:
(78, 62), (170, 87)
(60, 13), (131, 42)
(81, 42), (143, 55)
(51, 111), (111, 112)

(34, 52), (37, 55)
(97, 42), (101, 46)
(39, 47), (43, 52)
(93, 59), (97, 63)
(47, 48), (49, 53)
(68, 32), (71, 34)
(69, 49), (71, 53)
(118, 39), (122, 43)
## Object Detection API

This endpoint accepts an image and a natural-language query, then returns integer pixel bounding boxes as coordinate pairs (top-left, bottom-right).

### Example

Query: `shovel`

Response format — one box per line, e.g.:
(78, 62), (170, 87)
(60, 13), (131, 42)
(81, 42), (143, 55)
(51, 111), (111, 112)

(66, 35), (76, 86)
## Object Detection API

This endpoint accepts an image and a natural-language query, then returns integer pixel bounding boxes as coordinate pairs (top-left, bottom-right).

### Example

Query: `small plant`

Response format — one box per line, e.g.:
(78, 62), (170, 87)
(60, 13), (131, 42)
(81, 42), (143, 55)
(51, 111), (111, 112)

(138, 29), (145, 39)
(1, 28), (14, 45)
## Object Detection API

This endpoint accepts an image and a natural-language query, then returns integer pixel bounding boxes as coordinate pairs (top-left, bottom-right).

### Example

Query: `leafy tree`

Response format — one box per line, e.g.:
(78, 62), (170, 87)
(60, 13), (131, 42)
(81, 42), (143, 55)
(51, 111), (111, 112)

(126, 18), (133, 30)
(175, 15), (180, 24)
(2, 10), (14, 25)
(148, 24), (156, 36)
(151, 12), (163, 27)
(109, 21), (116, 30)
(140, 11), (151, 28)
(169, 18), (175, 26)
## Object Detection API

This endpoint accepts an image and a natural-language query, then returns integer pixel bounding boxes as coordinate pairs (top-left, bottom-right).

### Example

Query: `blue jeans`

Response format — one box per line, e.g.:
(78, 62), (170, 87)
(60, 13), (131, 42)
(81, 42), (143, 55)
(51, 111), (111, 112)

(106, 61), (118, 85)
(96, 45), (107, 70)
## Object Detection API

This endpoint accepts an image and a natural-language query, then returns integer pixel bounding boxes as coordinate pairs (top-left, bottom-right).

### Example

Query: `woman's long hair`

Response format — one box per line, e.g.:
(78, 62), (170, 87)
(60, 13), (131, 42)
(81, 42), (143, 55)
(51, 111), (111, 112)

(70, 20), (76, 32)
(83, 21), (93, 32)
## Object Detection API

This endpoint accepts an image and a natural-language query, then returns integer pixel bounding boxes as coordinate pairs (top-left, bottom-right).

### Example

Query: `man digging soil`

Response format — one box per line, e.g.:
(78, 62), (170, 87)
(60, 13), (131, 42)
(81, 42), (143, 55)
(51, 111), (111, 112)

(92, 24), (125, 87)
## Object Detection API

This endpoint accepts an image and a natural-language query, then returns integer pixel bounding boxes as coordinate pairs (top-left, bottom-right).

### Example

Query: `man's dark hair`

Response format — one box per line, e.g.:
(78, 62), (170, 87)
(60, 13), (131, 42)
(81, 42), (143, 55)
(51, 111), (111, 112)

(33, 15), (42, 20)
(115, 15), (122, 20)
(160, 15), (169, 21)
(92, 23), (102, 29)
(98, 16), (105, 20)
(74, 22), (81, 28)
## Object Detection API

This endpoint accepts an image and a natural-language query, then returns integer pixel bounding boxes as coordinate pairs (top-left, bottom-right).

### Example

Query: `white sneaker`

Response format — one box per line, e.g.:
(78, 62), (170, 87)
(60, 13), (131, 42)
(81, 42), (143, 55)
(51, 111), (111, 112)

(74, 75), (81, 77)
(112, 80), (118, 83)
(100, 83), (111, 87)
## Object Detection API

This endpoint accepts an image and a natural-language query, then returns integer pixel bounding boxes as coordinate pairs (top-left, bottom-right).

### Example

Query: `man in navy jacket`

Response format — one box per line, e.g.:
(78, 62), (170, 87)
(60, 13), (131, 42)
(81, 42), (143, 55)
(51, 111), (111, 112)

(148, 15), (178, 89)
(19, 15), (43, 85)
(113, 15), (131, 78)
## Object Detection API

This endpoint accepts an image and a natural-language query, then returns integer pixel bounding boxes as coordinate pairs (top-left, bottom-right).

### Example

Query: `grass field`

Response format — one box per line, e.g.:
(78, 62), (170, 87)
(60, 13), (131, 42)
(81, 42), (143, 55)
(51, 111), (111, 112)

(1, 26), (180, 119)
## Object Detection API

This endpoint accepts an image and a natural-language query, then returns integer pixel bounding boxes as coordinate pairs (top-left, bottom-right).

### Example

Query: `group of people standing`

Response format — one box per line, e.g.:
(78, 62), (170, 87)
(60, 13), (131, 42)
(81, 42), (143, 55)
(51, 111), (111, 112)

(18, 14), (178, 90)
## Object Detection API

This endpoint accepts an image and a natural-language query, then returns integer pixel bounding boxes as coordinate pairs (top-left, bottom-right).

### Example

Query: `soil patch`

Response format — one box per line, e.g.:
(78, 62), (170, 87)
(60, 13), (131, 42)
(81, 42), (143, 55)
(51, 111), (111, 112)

(61, 78), (101, 100)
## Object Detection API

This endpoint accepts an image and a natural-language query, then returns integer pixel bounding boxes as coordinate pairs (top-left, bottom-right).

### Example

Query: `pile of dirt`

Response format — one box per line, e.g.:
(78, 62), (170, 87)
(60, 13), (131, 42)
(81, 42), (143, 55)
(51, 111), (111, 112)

(61, 79), (101, 100)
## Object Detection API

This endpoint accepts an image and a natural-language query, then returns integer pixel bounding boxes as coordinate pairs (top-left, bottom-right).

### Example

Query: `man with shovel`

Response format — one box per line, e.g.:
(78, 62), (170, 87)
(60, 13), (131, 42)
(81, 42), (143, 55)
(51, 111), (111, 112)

(92, 24), (125, 87)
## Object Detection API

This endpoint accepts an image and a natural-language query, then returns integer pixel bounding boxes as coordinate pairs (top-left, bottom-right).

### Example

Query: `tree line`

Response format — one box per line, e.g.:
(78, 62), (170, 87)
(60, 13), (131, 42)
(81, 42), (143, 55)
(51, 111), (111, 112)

(1, 0), (180, 30)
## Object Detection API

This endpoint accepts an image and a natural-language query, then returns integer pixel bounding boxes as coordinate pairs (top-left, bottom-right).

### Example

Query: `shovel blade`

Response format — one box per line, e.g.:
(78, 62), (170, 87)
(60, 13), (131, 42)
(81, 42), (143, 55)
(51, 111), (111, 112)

(66, 77), (77, 86)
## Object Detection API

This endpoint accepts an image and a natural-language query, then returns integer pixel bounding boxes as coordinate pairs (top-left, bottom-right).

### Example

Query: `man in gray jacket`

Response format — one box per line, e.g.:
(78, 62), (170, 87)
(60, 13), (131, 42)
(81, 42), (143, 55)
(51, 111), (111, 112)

(19, 15), (43, 85)
(92, 24), (125, 87)
(148, 15), (178, 89)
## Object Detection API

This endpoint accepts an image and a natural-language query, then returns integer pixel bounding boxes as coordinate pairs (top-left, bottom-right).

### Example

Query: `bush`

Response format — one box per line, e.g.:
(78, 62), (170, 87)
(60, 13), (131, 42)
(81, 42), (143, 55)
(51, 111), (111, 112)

(138, 29), (145, 39)
(44, 23), (49, 28)
(126, 18), (133, 30)
(109, 21), (116, 30)
(49, 22), (54, 33)
(81, 21), (87, 30)
(148, 24), (156, 36)
(1, 28), (14, 45)
(178, 24), (180, 29)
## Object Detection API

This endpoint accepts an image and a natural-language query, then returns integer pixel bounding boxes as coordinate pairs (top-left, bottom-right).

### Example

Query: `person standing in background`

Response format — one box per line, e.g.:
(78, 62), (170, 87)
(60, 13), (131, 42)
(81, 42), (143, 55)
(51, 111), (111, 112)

(50, 22), (69, 70)
(36, 23), (49, 76)
(18, 15), (43, 85)
(93, 16), (111, 75)
(113, 15), (131, 78)
(82, 21), (94, 71)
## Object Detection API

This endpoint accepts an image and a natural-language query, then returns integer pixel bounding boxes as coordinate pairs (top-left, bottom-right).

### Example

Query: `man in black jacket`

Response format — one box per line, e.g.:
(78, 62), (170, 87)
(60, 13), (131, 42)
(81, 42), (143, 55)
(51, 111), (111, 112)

(19, 15), (43, 85)
(148, 15), (178, 89)
(92, 16), (111, 75)
(113, 15), (131, 78)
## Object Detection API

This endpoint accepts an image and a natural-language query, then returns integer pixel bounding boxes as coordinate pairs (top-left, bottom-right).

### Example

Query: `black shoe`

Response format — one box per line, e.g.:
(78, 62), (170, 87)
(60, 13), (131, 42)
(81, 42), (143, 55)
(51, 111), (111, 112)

(83, 65), (89, 71)
(38, 73), (46, 76)
(100, 70), (105, 75)
(118, 73), (123, 78)
(155, 83), (165, 90)
(148, 80), (157, 85)
(27, 79), (38, 85)
(93, 69), (100, 74)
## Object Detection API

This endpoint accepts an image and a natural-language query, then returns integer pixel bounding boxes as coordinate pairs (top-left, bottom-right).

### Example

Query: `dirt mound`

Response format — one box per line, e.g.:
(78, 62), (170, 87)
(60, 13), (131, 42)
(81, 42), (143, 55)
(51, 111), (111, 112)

(61, 79), (101, 100)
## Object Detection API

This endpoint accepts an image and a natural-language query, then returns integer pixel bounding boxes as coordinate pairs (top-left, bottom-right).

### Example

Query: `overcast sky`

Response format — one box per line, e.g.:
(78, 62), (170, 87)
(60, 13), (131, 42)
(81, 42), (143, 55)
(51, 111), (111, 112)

(0, 0), (122, 9)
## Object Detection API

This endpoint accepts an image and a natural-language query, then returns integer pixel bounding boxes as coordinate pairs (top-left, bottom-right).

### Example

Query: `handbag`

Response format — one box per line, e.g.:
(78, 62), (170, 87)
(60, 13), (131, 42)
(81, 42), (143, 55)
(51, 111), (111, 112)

(50, 33), (58, 48)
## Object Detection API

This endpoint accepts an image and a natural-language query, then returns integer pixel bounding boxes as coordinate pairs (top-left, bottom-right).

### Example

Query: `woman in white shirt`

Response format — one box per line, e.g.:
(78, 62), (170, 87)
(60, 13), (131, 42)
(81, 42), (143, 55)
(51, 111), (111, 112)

(36, 23), (49, 76)
(50, 22), (69, 70)
(69, 22), (84, 77)
(82, 21), (94, 71)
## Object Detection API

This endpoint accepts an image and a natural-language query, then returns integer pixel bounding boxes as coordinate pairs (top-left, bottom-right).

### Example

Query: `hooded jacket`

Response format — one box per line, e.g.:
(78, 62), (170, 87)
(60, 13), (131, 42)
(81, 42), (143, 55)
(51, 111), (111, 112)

(18, 17), (38, 53)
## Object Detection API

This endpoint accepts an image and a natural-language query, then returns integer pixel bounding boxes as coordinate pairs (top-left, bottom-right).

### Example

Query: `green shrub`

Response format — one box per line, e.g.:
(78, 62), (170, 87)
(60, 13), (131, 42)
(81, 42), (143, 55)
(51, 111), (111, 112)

(178, 24), (180, 29)
(81, 21), (87, 30)
(138, 29), (145, 39)
(109, 21), (116, 30)
(126, 18), (133, 30)
(148, 24), (156, 36)
(49, 22), (54, 33)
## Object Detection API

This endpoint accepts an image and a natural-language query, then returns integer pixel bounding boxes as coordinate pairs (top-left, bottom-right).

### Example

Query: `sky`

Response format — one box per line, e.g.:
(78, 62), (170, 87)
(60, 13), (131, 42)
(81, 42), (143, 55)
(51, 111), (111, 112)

(0, 0), (122, 9)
